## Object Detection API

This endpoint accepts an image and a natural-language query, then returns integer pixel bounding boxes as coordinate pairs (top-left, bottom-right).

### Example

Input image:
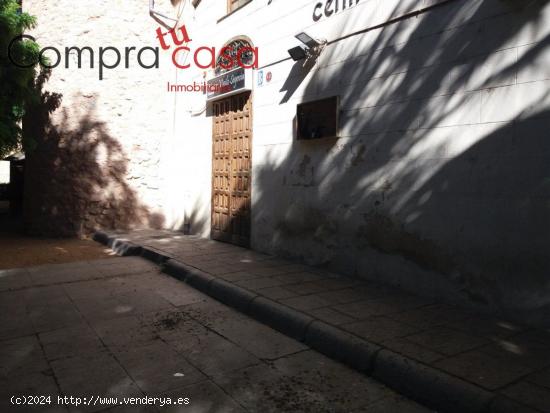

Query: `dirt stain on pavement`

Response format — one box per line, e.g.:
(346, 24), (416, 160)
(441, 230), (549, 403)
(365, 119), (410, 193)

(0, 235), (115, 269)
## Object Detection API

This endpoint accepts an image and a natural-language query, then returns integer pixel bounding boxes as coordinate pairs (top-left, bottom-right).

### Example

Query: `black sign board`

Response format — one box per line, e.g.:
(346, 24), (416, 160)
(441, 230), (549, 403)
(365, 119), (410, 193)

(207, 67), (247, 100)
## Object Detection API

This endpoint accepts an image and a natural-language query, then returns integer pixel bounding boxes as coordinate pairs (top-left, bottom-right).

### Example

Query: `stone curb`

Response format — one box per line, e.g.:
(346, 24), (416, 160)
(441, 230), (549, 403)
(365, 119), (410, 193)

(162, 259), (191, 281)
(372, 349), (493, 413)
(94, 231), (513, 413)
(140, 247), (170, 264)
(210, 278), (258, 313)
(185, 267), (216, 292)
(305, 320), (379, 373)
(93, 231), (142, 256)
(248, 296), (314, 341)
(162, 259), (216, 292)
(92, 231), (109, 245)
(488, 396), (540, 413)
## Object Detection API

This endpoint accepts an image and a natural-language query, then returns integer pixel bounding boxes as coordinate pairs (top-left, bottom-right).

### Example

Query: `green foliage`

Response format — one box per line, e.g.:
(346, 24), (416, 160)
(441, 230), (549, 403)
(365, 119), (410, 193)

(0, 0), (43, 158)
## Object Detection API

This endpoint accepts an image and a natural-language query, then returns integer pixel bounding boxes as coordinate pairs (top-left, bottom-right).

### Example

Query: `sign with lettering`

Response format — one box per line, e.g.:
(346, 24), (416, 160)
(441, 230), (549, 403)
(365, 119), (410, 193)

(313, 0), (360, 21)
(206, 67), (253, 100)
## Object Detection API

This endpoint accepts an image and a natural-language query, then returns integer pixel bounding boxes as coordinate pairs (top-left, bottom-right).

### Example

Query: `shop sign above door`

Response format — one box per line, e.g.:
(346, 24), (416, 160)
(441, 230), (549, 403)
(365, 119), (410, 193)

(207, 67), (253, 101)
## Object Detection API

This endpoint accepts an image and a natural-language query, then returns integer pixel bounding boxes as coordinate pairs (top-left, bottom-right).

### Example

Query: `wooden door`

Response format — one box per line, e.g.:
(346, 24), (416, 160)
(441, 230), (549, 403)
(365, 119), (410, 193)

(211, 92), (252, 247)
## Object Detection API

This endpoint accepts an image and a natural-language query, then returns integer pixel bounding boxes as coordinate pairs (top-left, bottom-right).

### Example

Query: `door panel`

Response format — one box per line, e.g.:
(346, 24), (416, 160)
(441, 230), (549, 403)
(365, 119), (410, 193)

(212, 92), (252, 247)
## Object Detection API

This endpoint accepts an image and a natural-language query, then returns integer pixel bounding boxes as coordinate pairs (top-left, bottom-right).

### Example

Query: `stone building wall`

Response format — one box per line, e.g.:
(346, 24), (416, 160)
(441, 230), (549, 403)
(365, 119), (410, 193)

(23, 0), (177, 236)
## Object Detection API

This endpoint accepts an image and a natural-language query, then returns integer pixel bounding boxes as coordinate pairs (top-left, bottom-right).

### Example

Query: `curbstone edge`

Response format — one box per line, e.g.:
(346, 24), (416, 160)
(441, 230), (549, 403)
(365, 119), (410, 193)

(109, 239), (142, 257)
(372, 349), (493, 413)
(140, 247), (170, 264)
(248, 296), (314, 341)
(209, 279), (258, 313)
(92, 231), (109, 245)
(305, 320), (380, 373)
(184, 267), (216, 293)
(488, 395), (540, 413)
(162, 259), (190, 281)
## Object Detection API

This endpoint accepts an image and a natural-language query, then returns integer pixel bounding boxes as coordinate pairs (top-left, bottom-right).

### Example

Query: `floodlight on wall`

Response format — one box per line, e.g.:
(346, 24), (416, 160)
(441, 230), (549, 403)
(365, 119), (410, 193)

(288, 45), (309, 61)
(288, 31), (327, 61)
(295, 32), (323, 48)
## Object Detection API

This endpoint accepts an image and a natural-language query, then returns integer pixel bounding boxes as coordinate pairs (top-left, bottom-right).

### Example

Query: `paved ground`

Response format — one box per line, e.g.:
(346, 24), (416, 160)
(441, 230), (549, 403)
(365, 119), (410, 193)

(100, 230), (550, 413)
(0, 237), (116, 269)
(0, 214), (115, 270)
(0, 256), (431, 413)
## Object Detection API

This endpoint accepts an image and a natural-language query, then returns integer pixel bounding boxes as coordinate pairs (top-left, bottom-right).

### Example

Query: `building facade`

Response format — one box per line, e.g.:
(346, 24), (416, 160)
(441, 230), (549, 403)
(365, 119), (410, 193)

(23, 0), (550, 325)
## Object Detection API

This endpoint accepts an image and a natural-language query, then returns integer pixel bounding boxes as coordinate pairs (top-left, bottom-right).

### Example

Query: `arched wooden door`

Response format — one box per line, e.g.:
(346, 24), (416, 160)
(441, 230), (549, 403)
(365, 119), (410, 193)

(211, 91), (252, 247)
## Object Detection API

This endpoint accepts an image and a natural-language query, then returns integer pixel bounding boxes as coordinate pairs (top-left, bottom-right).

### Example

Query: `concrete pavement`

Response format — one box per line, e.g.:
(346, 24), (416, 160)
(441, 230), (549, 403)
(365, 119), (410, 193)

(93, 230), (550, 413)
(0, 256), (430, 413)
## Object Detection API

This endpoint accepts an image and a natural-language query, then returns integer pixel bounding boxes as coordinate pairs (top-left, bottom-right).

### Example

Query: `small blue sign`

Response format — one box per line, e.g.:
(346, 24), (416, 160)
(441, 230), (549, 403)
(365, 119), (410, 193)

(257, 70), (264, 87)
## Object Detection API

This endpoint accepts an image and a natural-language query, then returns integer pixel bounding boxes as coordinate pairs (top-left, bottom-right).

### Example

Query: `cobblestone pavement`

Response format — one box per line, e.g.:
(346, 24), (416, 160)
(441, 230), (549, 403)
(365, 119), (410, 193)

(100, 230), (550, 413)
(0, 256), (431, 413)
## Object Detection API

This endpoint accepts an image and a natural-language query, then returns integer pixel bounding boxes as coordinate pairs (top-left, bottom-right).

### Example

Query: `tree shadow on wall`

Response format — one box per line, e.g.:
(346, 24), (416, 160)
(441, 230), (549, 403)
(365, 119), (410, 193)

(23, 70), (164, 237)
(252, 0), (550, 325)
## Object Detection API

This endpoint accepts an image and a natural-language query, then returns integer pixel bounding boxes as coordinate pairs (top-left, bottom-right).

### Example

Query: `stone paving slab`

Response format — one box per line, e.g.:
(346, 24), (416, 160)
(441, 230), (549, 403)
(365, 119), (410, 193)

(93, 229), (550, 413)
(0, 255), (431, 413)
